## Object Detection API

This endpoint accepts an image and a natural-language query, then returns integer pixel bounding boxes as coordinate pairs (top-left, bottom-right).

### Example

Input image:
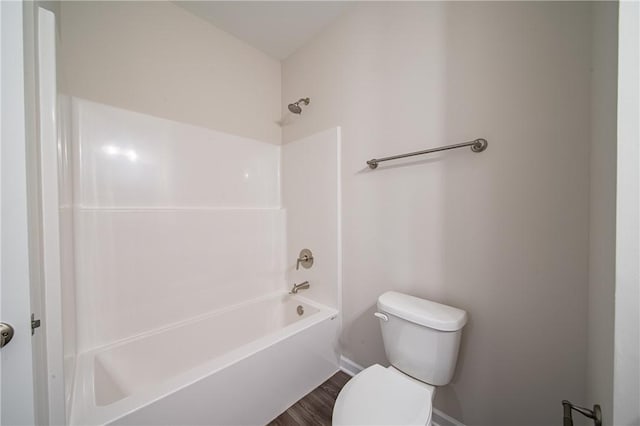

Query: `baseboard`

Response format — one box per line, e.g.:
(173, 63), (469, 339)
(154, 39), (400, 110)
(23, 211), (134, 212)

(431, 409), (465, 426)
(338, 356), (466, 426)
(339, 355), (364, 377)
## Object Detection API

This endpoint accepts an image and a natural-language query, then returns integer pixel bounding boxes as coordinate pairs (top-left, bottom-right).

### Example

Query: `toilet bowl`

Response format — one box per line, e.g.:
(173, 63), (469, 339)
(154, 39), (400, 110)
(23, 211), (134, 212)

(333, 364), (434, 426)
(333, 291), (467, 426)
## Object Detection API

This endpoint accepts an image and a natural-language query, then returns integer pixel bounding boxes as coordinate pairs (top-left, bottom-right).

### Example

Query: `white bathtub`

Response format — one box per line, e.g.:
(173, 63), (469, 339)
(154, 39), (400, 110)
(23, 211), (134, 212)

(70, 292), (340, 425)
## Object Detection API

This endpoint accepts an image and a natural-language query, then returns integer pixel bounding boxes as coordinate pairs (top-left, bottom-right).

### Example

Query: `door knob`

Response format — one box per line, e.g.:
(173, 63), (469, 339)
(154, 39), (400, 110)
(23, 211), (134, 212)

(0, 323), (14, 348)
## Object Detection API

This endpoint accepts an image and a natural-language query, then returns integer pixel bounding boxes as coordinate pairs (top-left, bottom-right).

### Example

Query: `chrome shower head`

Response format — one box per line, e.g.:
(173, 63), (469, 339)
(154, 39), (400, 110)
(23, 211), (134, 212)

(288, 97), (310, 114)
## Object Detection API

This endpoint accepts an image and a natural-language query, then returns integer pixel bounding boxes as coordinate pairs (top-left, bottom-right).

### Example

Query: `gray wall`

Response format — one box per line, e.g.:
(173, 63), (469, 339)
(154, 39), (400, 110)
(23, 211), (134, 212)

(283, 3), (595, 425)
(587, 3), (617, 425)
(58, 1), (282, 144)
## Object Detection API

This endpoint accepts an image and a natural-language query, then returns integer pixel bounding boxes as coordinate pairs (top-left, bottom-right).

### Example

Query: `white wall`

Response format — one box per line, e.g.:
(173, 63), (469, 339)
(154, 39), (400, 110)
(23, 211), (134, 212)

(587, 3), (617, 424)
(613, 2), (640, 424)
(282, 127), (341, 309)
(283, 3), (593, 425)
(69, 99), (284, 353)
(58, 1), (282, 144)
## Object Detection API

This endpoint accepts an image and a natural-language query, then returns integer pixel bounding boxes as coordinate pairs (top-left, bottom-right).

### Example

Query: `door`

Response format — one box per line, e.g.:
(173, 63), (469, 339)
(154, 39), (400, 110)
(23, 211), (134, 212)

(0, 0), (37, 424)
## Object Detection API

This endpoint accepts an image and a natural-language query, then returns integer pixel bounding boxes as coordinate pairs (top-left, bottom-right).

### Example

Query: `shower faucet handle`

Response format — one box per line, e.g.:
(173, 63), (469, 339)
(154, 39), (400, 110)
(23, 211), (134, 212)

(296, 249), (314, 270)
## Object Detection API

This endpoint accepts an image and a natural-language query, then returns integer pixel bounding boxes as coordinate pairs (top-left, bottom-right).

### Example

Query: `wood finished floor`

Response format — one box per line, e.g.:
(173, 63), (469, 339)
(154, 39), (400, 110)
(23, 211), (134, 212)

(268, 371), (352, 426)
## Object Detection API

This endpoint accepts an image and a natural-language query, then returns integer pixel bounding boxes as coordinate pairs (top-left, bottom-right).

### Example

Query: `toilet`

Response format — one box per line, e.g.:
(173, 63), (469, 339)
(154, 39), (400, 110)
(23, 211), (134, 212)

(333, 291), (468, 426)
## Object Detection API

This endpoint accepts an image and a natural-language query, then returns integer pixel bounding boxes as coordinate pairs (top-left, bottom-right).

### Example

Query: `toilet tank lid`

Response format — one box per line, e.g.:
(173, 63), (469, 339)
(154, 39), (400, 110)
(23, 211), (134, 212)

(377, 291), (468, 331)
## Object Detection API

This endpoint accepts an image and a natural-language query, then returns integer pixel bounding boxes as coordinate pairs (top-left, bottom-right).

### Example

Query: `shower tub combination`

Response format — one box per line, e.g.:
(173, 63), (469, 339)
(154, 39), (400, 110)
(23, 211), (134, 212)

(70, 293), (339, 425)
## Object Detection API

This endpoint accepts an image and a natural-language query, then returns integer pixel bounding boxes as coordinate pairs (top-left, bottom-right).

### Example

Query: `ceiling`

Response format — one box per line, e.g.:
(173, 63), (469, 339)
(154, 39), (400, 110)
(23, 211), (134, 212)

(175, 1), (353, 60)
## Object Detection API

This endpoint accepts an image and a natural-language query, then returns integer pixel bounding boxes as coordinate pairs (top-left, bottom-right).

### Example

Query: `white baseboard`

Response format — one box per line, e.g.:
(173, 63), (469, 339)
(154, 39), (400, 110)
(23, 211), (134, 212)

(431, 409), (466, 426)
(338, 356), (466, 426)
(339, 355), (364, 377)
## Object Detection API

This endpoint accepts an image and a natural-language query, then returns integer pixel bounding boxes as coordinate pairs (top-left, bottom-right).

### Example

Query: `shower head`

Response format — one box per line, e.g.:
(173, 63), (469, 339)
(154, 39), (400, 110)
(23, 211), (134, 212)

(288, 98), (310, 114)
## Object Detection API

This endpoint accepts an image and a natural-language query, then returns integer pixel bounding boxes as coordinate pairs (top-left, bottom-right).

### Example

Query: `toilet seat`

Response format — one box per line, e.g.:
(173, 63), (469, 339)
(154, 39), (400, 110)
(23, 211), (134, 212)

(333, 364), (433, 426)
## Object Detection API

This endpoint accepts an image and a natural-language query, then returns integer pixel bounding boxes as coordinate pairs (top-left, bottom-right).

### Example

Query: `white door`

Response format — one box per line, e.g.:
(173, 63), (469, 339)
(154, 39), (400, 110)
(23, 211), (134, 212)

(0, 0), (37, 424)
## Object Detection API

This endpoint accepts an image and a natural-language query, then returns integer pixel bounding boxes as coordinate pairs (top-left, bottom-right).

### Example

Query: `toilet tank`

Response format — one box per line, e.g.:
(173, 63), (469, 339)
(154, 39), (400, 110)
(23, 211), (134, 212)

(377, 291), (468, 386)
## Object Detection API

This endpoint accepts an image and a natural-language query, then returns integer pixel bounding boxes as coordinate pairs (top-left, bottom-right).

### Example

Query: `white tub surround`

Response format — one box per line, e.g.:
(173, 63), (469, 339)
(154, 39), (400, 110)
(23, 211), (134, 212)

(282, 128), (342, 310)
(71, 293), (339, 425)
(68, 98), (286, 353)
(59, 99), (342, 425)
(74, 207), (285, 352)
(71, 98), (280, 209)
(58, 96), (77, 417)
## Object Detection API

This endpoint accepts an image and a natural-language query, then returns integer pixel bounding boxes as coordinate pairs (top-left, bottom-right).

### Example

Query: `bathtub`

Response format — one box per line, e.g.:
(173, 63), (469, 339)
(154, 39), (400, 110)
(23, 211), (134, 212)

(69, 292), (340, 425)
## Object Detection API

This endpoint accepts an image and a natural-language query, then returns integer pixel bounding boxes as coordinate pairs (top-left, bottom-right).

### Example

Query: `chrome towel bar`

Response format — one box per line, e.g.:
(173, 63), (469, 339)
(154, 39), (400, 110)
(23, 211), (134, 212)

(366, 138), (488, 169)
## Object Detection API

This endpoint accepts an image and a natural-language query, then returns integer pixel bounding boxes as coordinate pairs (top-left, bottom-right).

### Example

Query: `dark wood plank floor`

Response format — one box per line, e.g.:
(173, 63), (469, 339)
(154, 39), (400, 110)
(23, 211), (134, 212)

(268, 371), (352, 426)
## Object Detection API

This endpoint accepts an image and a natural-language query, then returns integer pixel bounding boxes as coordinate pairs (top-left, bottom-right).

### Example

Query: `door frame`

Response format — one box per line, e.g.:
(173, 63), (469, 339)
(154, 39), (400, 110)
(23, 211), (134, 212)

(613, 2), (640, 424)
(0, 0), (37, 424)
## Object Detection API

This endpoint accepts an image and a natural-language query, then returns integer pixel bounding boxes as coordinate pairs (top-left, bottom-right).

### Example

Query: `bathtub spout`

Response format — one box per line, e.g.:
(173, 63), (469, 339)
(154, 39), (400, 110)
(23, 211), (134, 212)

(290, 281), (310, 294)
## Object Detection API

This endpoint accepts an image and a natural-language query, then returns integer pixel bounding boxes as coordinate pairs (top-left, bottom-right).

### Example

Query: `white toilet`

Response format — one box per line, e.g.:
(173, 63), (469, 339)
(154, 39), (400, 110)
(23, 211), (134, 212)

(333, 291), (468, 426)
